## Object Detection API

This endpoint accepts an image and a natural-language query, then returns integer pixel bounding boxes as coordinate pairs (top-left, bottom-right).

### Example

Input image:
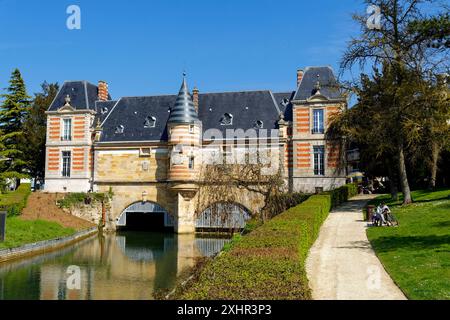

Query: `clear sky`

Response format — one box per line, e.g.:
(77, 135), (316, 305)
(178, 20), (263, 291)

(0, 0), (366, 99)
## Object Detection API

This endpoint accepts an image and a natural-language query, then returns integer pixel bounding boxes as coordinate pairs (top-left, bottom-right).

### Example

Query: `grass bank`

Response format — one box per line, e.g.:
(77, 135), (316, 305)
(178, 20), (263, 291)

(367, 189), (450, 300)
(0, 217), (76, 250)
(0, 184), (77, 250)
(180, 184), (357, 300)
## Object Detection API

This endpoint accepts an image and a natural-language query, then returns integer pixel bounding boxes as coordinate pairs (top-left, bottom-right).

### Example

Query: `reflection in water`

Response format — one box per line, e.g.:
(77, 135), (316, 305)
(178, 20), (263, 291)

(0, 232), (229, 300)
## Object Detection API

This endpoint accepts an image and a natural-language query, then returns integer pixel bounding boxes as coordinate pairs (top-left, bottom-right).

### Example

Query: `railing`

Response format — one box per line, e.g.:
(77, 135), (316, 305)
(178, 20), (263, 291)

(195, 203), (251, 230)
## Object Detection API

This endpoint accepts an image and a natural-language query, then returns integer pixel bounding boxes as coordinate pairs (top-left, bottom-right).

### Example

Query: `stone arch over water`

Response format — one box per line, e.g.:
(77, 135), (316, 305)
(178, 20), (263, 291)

(116, 201), (174, 230)
(195, 202), (252, 230)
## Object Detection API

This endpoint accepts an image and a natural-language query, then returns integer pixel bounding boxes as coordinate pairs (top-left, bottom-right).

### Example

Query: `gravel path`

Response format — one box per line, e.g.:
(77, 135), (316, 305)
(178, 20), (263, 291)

(306, 195), (407, 300)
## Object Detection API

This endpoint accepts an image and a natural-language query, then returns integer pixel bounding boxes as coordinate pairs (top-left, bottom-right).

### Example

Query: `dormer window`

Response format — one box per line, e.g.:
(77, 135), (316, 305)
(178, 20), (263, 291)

(144, 116), (156, 128)
(101, 107), (108, 114)
(220, 113), (233, 126)
(281, 98), (289, 107)
(115, 125), (124, 134)
(254, 120), (264, 129)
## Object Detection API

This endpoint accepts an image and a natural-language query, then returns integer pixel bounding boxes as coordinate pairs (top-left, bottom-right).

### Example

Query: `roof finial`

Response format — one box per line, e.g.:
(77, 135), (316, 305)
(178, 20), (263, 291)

(314, 74), (321, 95)
(183, 70), (187, 78)
(64, 94), (71, 106)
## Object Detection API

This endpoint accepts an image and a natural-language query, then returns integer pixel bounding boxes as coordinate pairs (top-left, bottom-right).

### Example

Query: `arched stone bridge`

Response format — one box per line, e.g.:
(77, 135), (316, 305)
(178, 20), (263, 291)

(96, 183), (266, 233)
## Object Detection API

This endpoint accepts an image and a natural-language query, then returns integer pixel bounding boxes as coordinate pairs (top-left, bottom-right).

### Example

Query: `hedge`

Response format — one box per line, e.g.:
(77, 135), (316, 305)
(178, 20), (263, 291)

(180, 183), (357, 300)
(263, 192), (310, 219)
(326, 183), (358, 209)
(181, 194), (332, 300)
(0, 184), (32, 217)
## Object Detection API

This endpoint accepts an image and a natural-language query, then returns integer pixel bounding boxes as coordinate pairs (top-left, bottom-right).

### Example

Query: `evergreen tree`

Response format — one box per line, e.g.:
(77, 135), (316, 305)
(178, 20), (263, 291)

(22, 82), (59, 185)
(0, 69), (31, 185)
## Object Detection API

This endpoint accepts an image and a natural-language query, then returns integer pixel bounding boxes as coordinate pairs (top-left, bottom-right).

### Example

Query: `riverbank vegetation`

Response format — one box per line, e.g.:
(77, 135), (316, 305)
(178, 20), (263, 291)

(57, 191), (111, 209)
(0, 217), (75, 250)
(0, 184), (81, 250)
(367, 188), (450, 299)
(178, 184), (357, 299)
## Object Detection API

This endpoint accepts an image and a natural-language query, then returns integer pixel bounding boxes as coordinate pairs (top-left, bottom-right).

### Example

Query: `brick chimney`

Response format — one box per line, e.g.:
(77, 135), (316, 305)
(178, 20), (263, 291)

(98, 81), (109, 101)
(192, 86), (199, 113)
(297, 69), (304, 87)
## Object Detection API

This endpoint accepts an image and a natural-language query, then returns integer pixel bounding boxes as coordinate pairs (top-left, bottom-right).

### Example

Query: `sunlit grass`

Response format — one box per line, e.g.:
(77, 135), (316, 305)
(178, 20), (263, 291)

(0, 217), (75, 250)
(367, 189), (450, 300)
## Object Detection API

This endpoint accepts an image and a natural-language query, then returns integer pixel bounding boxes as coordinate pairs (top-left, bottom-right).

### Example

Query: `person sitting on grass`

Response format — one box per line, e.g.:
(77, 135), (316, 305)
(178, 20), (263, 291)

(374, 203), (387, 226)
(380, 202), (392, 226)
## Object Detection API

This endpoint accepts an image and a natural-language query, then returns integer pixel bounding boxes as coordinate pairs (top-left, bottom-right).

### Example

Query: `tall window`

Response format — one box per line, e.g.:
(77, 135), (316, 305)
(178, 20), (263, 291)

(312, 109), (324, 134)
(189, 156), (195, 170)
(313, 146), (325, 176)
(62, 151), (71, 177)
(62, 119), (72, 141)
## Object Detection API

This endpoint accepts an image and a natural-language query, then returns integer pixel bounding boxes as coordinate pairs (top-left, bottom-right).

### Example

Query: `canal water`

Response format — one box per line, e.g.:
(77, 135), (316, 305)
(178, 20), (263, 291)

(0, 232), (229, 300)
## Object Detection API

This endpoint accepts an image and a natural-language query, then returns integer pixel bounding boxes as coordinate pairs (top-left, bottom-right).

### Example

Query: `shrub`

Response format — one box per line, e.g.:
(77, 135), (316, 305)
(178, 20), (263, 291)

(0, 183), (32, 217)
(57, 192), (108, 208)
(326, 183), (358, 208)
(181, 193), (333, 300)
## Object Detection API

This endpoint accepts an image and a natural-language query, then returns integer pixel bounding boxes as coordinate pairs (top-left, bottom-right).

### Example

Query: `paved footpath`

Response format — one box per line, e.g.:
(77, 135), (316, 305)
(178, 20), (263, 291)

(306, 194), (407, 300)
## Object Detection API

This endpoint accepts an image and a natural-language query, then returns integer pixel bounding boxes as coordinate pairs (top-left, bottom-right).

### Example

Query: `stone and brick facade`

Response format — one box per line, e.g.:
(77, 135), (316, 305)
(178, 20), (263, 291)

(44, 67), (347, 233)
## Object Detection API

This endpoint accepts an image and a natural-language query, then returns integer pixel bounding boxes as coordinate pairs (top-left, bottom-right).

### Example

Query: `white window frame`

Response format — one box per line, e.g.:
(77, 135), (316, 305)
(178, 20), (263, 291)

(61, 118), (72, 141)
(61, 151), (71, 177)
(313, 145), (325, 176)
(312, 109), (324, 134)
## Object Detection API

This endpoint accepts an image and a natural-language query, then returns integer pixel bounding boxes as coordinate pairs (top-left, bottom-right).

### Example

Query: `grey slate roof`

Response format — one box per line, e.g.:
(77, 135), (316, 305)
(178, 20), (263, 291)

(293, 66), (342, 101)
(99, 90), (282, 142)
(272, 92), (295, 122)
(48, 81), (111, 111)
(94, 100), (117, 124)
(62, 65), (342, 143)
(167, 77), (199, 124)
(198, 91), (281, 136)
(99, 96), (174, 142)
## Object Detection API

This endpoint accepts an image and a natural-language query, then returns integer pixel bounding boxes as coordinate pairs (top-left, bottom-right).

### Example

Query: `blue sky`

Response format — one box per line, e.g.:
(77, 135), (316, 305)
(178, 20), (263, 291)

(0, 0), (366, 98)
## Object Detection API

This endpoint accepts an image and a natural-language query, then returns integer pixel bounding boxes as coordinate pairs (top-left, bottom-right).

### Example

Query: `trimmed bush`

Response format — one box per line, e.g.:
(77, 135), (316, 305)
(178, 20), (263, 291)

(0, 184), (31, 217)
(264, 192), (310, 219)
(181, 193), (333, 300)
(327, 183), (358, 208)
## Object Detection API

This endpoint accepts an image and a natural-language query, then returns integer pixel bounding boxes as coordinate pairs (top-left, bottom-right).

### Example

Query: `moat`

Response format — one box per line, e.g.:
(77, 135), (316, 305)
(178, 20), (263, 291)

(0, 232), (229, 300)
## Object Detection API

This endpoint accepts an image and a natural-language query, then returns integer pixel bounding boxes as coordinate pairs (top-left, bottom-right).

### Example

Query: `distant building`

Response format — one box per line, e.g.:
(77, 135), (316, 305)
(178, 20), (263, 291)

(44, 67), (347, 232)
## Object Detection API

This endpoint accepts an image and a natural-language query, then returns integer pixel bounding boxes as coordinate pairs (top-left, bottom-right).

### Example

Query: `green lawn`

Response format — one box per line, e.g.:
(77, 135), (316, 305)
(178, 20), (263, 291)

(1, 184), (76, 250)
(0, 217), (76, 250)
(367, 189), (450, 300)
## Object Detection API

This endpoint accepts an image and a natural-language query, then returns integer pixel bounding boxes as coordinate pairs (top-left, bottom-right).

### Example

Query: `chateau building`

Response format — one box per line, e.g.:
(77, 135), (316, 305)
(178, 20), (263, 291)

(44, 66), (347, 233)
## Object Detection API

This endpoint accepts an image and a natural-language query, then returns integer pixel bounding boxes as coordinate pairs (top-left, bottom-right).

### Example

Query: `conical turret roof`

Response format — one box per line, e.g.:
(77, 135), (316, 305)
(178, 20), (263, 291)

(167, 74), (199, 124)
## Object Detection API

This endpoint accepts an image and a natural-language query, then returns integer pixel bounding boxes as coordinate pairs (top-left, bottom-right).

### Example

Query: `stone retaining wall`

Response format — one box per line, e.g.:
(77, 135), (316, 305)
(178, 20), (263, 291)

(0, 227), (98, 263)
